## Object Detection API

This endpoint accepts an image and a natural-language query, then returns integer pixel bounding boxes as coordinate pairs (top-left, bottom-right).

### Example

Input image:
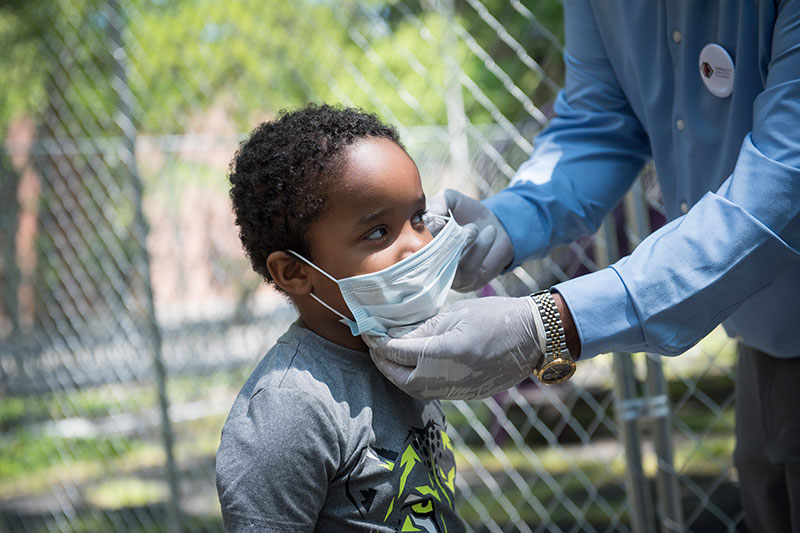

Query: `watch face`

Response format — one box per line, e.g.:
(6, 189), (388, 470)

(540, 360), (576, 385)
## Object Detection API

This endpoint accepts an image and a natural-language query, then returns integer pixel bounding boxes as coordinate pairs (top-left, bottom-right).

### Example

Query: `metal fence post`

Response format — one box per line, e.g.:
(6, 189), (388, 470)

(645, 354), (685, 533)
(627, 179), (685, 533)
(613, 352), (656, 533)
(598, 215), (656, 533)
(435, 0), (473, 194)
(107, 2), (182, 531)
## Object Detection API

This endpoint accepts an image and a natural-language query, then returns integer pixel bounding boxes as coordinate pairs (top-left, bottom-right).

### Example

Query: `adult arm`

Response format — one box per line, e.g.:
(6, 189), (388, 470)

(368, 1), (800, 399)
(556, 2), (800, 357)
(427, 1), (652, 293)
(367, 3), (652, 398)
(484, 0), (652, 264)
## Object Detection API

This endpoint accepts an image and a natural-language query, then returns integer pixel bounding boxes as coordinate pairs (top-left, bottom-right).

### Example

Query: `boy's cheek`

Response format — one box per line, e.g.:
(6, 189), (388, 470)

(314, 282), (354, 319)
(363, 235), (434, 273)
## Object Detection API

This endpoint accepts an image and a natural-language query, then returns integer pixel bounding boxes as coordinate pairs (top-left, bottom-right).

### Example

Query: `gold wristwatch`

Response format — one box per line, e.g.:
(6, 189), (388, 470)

(530, 290), (576, 385)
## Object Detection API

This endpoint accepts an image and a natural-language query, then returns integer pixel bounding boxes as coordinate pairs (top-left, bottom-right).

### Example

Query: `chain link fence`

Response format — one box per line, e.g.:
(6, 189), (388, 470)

(0, 1), (742, 531)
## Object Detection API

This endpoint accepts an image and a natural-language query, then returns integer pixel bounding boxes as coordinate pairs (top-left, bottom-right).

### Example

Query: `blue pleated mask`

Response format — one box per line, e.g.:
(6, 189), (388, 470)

(289, 214), (468, 336)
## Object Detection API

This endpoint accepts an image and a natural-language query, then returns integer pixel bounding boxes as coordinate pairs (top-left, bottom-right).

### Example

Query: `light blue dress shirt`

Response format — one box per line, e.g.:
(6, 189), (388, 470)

(484, 0), (800, 358)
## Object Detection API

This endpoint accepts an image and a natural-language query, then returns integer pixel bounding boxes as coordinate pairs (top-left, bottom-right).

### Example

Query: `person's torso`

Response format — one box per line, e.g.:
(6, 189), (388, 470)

(219, 324), (465, 532)
(586, 1), (799, 355)
(589, 0), (772, 219)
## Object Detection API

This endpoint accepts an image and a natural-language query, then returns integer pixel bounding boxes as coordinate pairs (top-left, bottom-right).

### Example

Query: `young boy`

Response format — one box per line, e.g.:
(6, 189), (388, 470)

(216, 104), (468, 532)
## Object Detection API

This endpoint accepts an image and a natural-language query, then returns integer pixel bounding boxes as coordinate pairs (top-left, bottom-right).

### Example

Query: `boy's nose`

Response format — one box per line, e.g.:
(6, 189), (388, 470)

(397, 225), (431, 261)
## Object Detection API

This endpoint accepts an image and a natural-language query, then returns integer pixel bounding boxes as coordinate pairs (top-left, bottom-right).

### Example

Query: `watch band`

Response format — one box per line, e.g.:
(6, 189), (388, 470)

(531, 290), (568, 367)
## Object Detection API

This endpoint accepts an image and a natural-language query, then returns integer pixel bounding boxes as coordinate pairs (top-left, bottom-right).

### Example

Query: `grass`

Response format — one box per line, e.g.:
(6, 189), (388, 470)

(1, 351), (739, 530)
(85, 478), (169, 510)
(455, 447), (629, 528)
(0, 366), (253, 429)
(0, 432), (162, 498)
(0, 370), (244, 499)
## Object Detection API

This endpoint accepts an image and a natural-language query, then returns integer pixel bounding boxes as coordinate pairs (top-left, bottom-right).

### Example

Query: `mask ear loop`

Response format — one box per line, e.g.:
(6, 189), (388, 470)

(423, 210), (452, 237)
(286, 250), (353, 323)
(422, 211), (451, 223)
(308, 294), (352, 323)
(287, 250), (339, 283)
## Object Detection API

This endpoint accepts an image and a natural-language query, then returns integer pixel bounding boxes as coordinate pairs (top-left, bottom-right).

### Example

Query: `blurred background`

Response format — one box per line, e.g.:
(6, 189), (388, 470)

(0, 1), (743, 531)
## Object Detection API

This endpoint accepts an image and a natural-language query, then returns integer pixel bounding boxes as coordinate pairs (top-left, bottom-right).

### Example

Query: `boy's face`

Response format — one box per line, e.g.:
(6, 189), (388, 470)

(304, 137), (432, 335)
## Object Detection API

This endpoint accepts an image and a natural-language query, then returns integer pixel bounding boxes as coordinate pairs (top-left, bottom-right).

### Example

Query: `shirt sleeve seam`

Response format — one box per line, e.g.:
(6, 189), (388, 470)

(223, 510), (311, 530)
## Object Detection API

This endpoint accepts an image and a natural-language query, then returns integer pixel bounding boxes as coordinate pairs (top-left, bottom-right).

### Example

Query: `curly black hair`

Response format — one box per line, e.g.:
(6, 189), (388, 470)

(229, 103), (401, 285)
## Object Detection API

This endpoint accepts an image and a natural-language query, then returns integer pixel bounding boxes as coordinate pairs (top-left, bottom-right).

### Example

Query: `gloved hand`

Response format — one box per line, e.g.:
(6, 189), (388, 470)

(426, 189), (514, 292)
(365, 296), (545, 400)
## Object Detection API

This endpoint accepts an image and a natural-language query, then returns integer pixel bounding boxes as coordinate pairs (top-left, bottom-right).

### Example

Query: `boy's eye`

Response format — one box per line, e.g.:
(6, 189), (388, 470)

(365, 227), (388, 240)
(412, 210), (427, 225)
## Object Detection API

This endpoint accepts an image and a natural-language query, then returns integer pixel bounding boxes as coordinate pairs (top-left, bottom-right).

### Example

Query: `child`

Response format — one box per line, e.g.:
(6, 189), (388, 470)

(216, 104), (468, 532)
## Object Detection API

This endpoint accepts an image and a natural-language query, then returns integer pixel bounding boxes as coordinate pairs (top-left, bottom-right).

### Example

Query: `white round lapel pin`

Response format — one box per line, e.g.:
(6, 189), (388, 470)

(699, 43), (735, 98)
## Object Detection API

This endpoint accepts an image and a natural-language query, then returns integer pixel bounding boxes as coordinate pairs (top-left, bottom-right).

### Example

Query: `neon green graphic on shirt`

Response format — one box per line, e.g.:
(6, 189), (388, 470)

(414, 484), (440, 502)
(402, 515), (422, 531)
(441, 430), (453, 453)
(412, 500), (434, 513)
(369, 420), (457, 532)
(398, 445), (421, 497)
(439, 466), (455, 494)
(384, 498), (394, 522)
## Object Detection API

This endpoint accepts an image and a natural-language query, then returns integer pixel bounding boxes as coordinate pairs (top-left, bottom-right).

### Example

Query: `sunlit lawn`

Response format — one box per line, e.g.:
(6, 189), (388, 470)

(1, 330), (739, 530)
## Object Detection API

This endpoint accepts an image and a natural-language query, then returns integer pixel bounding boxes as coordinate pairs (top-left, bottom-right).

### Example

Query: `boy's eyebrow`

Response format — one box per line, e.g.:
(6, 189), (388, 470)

(356, 208), (388, 226)
(355, 194), (426, 227)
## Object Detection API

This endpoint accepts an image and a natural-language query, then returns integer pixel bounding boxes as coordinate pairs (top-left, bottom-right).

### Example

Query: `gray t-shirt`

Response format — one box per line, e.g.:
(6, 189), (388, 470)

(216, 322), (465, 532)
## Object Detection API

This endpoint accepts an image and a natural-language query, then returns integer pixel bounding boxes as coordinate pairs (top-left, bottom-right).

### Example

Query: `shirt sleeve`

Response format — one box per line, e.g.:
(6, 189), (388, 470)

(555, 2), (800, 357)
(483, 0), (651, 263)
(216, 387), (341, 532)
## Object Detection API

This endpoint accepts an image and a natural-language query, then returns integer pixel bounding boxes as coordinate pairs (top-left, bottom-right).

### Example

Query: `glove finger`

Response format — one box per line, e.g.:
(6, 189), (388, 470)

(427, 190), (450, 217)
(461, 222), (480, 243)
(369, 350), (415, 384)
(371, 354), (454, 400)
(369, 341), (438, 400)
(384, 308), (449, 339)
(458, 222), (479, 251)
(384, 324), (420, 338)
(424, 214), (447, 236)
(479, 222), (514, 283)
(362, 333), (387, 350)
(453, 225), (496, 291)
(366, 333), (431, 366)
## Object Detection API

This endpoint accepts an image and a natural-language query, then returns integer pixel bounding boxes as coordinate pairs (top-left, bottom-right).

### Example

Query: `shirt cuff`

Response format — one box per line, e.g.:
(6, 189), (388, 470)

(554, 266), (647, 358)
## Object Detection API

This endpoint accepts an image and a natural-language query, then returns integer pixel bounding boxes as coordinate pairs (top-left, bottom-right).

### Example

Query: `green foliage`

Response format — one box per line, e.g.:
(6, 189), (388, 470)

(338, 8), (454, 124)
(0, 430), (139, 481)
(85, 477), (169, 509)
(0, 384), (159, 434)
(0, 0), (565, 135)
(0, 396), (32, 432)
(457, 0), (564, 123)
(0, 1), (47, 134)
(130, 0), (420, 130)
(0, 0), (125, 136)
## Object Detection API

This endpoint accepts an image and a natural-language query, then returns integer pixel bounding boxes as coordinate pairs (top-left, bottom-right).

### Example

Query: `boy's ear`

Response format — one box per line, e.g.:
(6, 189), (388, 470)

(267, 251), (311, 295)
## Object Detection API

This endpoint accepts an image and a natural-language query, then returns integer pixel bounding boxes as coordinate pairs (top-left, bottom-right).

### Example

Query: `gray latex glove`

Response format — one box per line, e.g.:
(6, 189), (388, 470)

(365, 296), (545, 400)
(426, 189), (514, 292)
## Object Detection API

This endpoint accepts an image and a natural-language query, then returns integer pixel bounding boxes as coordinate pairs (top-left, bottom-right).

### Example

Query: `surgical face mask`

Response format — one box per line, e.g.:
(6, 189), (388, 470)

(289, 214), (469, 336)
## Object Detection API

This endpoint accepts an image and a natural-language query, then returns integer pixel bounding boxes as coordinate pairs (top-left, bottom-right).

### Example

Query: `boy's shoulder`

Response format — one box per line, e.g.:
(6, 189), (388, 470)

(217, 321), (395, 472)
(257, 321), (377, 380)
(228, 322), (381, 415)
